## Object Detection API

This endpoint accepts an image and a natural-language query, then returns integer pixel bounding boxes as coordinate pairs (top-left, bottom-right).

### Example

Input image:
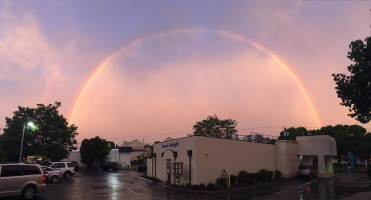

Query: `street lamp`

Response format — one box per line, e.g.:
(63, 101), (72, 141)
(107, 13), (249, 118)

(19, 122), (34, 163)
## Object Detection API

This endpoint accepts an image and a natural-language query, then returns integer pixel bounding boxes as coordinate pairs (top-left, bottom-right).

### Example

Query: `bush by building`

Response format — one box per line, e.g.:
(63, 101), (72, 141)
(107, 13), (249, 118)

(206, 183), (221, 190)
(274, 170), (282, 180)
(255, 169), (273, 182)
(216, 177), (226, 188)
(237, 170), (254, 186)
(230, 175), (237, 186)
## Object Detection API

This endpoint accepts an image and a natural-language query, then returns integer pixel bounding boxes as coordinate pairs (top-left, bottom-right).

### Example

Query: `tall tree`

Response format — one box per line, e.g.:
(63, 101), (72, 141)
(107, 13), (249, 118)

(1, 102), (78, 162)
(80, 136), (112, 167)
(193, 115), (238, 139)
(277, 127), (309, 141)
(332, 36), (371, 123)
(0, 135), (6, 162)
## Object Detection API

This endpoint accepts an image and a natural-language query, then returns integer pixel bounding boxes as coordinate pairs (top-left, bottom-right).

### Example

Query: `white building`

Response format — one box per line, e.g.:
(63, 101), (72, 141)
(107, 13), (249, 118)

(147, 135), (337, 185)
(122, 139), (151, 161)
(106, 147), (133, 167)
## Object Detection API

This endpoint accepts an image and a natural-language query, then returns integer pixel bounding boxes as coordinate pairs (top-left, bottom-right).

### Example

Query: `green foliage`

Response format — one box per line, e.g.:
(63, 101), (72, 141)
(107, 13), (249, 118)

(237, 170), (254, 186)
(0, 136), (6, 162)
(278, 127), (309, 141)
(274, 170), (282, 180)
(1, 102), (78, 162)
(199, 183), (206, 189)
(206, 183), (220, 190)
(185, 183), (192, 189)
(193, 115), (238, 139)
(190, 184), (200, 190)
(332, 36), (371, 123)
(255, 169), (273, 183)
(80, 136), (112, 167)
(216, 177), (226, 188)
(230, 175), (237, 186)
(316, 125), (370, 163)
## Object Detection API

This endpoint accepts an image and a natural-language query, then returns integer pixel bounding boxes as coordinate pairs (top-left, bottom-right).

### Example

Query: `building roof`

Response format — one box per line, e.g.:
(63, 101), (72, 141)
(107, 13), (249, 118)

(163, 137), (174, 142)
(119, 147), (133, 153)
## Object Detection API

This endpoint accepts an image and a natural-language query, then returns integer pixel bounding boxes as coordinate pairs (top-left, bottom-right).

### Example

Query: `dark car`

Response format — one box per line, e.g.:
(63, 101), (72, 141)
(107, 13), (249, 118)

(99, 162), (119, 172)
(297, 165), (317, 179)
(365, 167), (371, 178)
(134, 164), (147, 172)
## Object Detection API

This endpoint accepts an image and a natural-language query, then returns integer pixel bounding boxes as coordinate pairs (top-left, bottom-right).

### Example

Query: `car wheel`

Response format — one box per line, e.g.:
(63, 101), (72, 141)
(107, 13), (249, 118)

(64, 172), (71, 179)
(22, 185), (36, 199)
(51, 175), (58, 184)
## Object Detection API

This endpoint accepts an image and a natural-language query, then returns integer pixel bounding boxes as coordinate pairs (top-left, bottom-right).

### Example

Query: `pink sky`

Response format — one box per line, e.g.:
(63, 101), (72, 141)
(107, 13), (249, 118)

(0, 1), (370, 145)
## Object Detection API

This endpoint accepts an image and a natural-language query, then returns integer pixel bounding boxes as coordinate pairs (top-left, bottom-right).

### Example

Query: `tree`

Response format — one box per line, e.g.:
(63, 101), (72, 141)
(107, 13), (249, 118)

(1, 102), (78, 162)
(277, 127), (309, 141)
(0, 135), (6, 162)
(193, 115), (238, 139)
(332, 36), (371, 123)
(80, 136), (112, 167)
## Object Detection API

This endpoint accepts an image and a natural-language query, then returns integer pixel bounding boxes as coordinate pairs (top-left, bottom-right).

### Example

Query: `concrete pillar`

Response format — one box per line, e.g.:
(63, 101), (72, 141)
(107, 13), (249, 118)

(325, 156), (334, 177)
(318, 154), (326, 178)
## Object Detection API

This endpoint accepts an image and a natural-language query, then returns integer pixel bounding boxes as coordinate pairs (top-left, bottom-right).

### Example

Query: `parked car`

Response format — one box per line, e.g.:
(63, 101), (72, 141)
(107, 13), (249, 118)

(99, 162), (119, 171)
(0, 164), (47, 199)
(46, 162), (76, 179)
(134, 164), (147, 172)
(297, 165), (317, 179)
(63, 161), (79, 172)
(365, 167), (371, 178)
(41, 166), (63, 184)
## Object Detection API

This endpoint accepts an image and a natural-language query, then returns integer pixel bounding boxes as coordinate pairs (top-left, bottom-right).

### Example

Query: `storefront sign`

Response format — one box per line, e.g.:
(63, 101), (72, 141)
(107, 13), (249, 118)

(162, 141), (179, 148)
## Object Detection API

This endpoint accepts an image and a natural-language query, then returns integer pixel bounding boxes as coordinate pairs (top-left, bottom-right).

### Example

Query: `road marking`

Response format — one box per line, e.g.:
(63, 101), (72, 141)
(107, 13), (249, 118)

(127, 188), (168, 200)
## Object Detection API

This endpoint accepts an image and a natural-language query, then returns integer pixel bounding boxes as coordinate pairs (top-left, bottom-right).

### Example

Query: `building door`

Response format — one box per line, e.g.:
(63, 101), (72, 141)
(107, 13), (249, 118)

(166, 159), (171, 184)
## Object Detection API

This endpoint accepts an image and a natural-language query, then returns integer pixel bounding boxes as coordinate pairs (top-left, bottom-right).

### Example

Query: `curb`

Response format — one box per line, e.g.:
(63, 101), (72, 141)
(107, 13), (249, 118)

(138, 176), (153, 183)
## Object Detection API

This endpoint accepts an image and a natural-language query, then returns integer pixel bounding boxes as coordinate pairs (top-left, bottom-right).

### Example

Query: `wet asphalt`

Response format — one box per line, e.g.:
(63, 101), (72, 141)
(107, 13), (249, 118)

(1, 169), (370, 200)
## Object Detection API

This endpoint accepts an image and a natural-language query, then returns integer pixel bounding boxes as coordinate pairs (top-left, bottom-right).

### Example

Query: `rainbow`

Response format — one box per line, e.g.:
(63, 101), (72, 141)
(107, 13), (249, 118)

(68, 29), (322, 127)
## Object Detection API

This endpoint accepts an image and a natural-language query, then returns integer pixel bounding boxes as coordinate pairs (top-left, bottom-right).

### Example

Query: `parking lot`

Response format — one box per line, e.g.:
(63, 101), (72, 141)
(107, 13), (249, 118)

(2, 169), (371, 200)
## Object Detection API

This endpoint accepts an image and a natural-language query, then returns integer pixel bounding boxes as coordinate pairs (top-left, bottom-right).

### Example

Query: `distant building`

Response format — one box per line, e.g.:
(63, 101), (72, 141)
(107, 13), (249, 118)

(122, 139), (151, 162)
(106, 147), (132, 167)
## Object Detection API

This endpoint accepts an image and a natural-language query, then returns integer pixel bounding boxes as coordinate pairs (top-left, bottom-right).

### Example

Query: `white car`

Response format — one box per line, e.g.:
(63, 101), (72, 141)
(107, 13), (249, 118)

(41, 166), (63, 184)
(47, 162), (76, 179)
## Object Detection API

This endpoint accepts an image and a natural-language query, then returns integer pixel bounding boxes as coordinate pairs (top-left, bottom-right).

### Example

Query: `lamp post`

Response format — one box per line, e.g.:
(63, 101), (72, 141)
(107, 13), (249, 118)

(19, 122), (34, 163)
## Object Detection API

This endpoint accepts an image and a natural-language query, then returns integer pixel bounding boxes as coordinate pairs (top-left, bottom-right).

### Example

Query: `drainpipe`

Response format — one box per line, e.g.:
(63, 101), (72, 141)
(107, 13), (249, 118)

(154, 153), (157, 179)
(187, 150), (192, 185)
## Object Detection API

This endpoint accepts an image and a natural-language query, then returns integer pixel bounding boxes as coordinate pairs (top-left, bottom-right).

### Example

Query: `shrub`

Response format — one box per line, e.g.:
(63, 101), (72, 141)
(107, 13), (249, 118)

(237, 170), (254, 186)
(230, 175), (237, 186)
(206, 183), (219, 190)
(255, 169), (273, 182)
(185, 183), (192, 189)
(274, 170), (282, 180)
(199, 183), (206, 190)
(216, 177), (226, 188)
(191, 184), (200, 190)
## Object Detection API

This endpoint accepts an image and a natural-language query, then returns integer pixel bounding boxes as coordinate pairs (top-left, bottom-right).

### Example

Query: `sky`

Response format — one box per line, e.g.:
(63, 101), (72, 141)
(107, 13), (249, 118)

(0, 0), (370, 146)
